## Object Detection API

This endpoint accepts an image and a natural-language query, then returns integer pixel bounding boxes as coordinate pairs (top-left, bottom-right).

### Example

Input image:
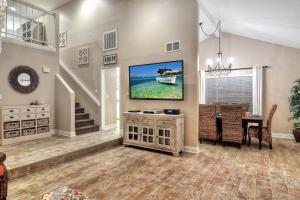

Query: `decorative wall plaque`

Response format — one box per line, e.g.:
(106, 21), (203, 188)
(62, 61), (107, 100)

(103, 54), (117, 65)
(78, 47), (89, 65)
(8, 66), (39, 94)
(58, 32), (67, 47)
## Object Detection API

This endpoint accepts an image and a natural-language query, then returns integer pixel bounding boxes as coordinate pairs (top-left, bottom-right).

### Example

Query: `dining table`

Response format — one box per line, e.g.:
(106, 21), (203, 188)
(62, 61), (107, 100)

(216, 114), (264, 150)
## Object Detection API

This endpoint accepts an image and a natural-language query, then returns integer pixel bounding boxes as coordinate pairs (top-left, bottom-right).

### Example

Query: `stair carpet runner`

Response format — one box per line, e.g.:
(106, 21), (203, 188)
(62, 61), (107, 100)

(75, 102), (99, 135)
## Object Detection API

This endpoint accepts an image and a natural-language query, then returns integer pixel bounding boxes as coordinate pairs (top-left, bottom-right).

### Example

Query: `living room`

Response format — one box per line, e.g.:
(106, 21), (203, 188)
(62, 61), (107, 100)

(0, 0), (299, 199)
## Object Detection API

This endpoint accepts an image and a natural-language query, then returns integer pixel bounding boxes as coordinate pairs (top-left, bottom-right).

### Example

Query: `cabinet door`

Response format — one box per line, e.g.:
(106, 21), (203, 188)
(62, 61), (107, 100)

(126, 125), (140, 144)
(141, 126), (155, 146)
(156, 127), (174, 150)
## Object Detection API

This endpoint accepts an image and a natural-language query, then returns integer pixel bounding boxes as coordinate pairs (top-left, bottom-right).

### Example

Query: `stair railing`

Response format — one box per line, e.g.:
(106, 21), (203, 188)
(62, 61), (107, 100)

(0, 0), (7, 53)
(0, 0), (56, 48)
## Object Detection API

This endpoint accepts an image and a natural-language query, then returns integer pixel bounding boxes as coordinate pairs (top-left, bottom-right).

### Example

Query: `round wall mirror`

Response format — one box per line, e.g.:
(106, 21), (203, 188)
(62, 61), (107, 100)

(17, 73), (31, 87)
(9, 66), (39, 94)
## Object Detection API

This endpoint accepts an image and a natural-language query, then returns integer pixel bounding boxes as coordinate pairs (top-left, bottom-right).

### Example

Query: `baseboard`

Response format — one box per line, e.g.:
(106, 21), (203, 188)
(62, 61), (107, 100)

(272, 132), (294, 140)
(56, 130), (76, 138)
(184, 145), (200, 154)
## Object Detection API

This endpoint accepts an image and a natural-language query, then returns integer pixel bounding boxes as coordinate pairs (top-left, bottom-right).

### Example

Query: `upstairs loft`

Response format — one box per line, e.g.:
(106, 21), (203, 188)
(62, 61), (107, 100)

(0, 0), (56, 51)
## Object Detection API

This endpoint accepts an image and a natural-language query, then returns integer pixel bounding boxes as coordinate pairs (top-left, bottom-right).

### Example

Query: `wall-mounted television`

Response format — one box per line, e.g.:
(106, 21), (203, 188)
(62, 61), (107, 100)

(129, 60), (184, 100)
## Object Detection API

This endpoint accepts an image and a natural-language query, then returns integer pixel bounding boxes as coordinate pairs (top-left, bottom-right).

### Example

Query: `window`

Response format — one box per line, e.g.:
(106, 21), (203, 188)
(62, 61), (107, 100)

(205, 75), (253, 112)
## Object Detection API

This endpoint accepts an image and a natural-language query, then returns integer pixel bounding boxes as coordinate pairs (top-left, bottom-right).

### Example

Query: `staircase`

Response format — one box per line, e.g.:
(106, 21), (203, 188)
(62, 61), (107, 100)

(75, 102), (99, 135)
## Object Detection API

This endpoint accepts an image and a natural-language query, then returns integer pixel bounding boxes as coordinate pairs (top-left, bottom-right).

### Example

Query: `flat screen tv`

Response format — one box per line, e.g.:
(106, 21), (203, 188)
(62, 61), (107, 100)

(129, 60), (184, 100)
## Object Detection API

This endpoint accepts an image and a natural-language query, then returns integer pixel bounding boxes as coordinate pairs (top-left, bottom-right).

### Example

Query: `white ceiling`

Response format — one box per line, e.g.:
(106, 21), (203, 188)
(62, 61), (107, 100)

(23, 0), (73, 11)
(199, 0), (300, 49)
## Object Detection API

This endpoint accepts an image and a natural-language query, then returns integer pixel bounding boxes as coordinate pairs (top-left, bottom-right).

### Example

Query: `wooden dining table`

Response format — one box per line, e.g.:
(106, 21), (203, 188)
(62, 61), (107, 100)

(217, 114), (264, 150)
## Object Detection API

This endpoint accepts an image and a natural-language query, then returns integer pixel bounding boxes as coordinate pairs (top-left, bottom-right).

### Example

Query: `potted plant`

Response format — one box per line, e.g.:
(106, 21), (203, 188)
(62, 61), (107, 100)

(289, 79), (300, 142)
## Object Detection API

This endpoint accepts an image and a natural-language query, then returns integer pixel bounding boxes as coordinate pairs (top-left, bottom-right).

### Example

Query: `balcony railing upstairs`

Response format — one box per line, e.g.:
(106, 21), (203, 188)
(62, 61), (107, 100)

(0, 0), (56, 49)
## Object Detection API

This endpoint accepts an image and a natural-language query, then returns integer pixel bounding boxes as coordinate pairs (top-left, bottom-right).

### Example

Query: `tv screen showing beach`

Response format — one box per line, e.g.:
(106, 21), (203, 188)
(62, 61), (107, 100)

(129, 60), (184, 100)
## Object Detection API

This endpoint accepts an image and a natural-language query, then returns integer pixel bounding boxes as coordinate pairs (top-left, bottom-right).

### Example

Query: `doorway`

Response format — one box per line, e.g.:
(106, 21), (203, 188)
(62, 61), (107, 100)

(101, 66), (120, 130)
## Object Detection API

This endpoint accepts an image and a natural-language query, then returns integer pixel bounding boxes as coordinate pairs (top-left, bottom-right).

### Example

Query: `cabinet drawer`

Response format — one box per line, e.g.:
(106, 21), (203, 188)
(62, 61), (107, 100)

(21, 120), (36, 128)
(4, 121), (20, 130)
(36, 106), (50, 113)
(37, 118), (49, 126)
(3, 114), (20, 122)
(37, 113), (50, 119)
(21, 114), (36, 120)
(141, 119), (155, 126)
(22, 128), (36, 136)
(21, 107), (36, 114)
(4, 130), (20, 139)
(37, 126), (49, 134)
(156, 120), (176, 127)
(2, 108), (20, 115)
(127, 118), (139, 124)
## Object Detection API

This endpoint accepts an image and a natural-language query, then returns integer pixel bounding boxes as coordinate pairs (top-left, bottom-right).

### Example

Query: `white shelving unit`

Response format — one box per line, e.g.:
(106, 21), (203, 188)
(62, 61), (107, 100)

(0, 104), (51, 145)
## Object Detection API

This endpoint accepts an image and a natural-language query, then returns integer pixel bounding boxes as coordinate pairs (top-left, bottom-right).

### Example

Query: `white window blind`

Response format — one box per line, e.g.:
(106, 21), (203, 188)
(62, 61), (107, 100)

(205, 75), (253, 111)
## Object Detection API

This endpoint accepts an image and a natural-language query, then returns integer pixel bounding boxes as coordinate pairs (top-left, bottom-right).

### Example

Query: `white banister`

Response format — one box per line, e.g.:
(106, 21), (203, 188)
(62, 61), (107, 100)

(59, 61), (101, 107)
(0, 0), (7, 53)
(0, 0), (56, 49)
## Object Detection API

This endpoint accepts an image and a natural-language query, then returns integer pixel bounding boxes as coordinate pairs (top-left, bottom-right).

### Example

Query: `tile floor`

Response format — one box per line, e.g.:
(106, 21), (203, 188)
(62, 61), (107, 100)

(0, 129), (122, 170)
(8, 138), (300, 200)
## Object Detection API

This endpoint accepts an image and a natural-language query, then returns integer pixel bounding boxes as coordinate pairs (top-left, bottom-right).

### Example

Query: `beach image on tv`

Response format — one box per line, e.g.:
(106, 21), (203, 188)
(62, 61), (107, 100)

(129, 61), (183, 100)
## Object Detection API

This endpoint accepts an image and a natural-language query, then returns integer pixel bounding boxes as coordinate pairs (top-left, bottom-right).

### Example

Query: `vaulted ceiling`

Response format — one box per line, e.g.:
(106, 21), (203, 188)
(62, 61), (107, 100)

(23, 0), (73, 11)
(199, 0), (300, 49)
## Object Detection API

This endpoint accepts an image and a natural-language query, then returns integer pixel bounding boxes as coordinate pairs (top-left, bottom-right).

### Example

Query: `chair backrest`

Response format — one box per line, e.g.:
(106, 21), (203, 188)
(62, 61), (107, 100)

(214, 102), (230, 113)
(240, 103), (250, 112)
(199, 104), (217, 133)
(267, 104), (277, 136)
(221, 105), (243, 133)
(231, 103), (249, 112)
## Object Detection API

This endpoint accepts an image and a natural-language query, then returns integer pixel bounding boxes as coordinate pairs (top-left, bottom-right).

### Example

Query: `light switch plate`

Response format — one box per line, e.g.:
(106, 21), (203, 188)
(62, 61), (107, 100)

(43, 67), (51, 73)
(0, 94), (3, 100)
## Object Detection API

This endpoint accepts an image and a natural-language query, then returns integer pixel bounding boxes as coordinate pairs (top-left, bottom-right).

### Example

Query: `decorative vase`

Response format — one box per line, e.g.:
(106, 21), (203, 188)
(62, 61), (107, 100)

(293, 129), (300, 143)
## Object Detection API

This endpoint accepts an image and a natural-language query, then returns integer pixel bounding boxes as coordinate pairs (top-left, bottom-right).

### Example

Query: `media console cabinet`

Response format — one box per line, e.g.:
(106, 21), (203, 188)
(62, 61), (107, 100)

(0, 105), (51, 145)
(123, 112), (184, 156)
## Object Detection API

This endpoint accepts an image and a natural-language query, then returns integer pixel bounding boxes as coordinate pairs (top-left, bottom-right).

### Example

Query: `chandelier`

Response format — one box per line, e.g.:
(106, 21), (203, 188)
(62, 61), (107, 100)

(199, 20), (233, 77)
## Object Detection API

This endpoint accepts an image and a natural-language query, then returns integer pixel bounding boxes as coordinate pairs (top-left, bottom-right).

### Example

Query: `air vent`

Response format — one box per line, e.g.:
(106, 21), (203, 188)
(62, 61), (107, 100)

(103, 54), (117, 65)
(166, 40), (181, 53)
(103, 29), (117, 51)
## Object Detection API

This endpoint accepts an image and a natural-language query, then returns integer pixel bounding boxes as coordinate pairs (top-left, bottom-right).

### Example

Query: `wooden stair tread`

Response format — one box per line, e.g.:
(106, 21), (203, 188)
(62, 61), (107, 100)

(75, 113), (89, 116)
(76, 119), (93, 123)
(76, 124), (99, 131)
(74, 102), (97, 135)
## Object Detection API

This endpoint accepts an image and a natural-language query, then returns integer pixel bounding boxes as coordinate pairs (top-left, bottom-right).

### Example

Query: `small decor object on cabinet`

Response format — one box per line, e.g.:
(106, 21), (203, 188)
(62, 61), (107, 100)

(123, 112), (184, 156)
(0, 104), (51, 145)
(8, 66), (39, 94)
(289, 79), (300, 142)
(103, 54), (117, 65)
(58, 32), (67, 47)
(78, 47), (89, 65)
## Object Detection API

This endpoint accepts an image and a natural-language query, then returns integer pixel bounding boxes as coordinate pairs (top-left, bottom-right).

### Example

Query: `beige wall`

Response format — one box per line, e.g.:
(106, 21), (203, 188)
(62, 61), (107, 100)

(0, 41), (59, 129)
(58, 0), (199, 147)
(55, 74), (75, 134)
(199, 33), (300, 134)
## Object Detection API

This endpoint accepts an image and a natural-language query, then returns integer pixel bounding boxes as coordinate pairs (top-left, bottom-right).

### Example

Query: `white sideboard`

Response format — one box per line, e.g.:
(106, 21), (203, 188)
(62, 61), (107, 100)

(0, 105), (51, 145)
(123, 112), (184, 156)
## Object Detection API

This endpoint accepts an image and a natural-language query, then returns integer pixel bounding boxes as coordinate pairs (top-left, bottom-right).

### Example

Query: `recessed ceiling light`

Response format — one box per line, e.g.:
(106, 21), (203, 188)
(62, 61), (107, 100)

(9, 7), (16, 11)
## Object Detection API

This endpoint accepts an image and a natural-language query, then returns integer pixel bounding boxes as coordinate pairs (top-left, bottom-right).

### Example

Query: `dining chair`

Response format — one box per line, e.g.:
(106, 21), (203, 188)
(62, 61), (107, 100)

(221, 105), (244, 148)
(248, 104), (277, 149)
(199, 104), (218, 144)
